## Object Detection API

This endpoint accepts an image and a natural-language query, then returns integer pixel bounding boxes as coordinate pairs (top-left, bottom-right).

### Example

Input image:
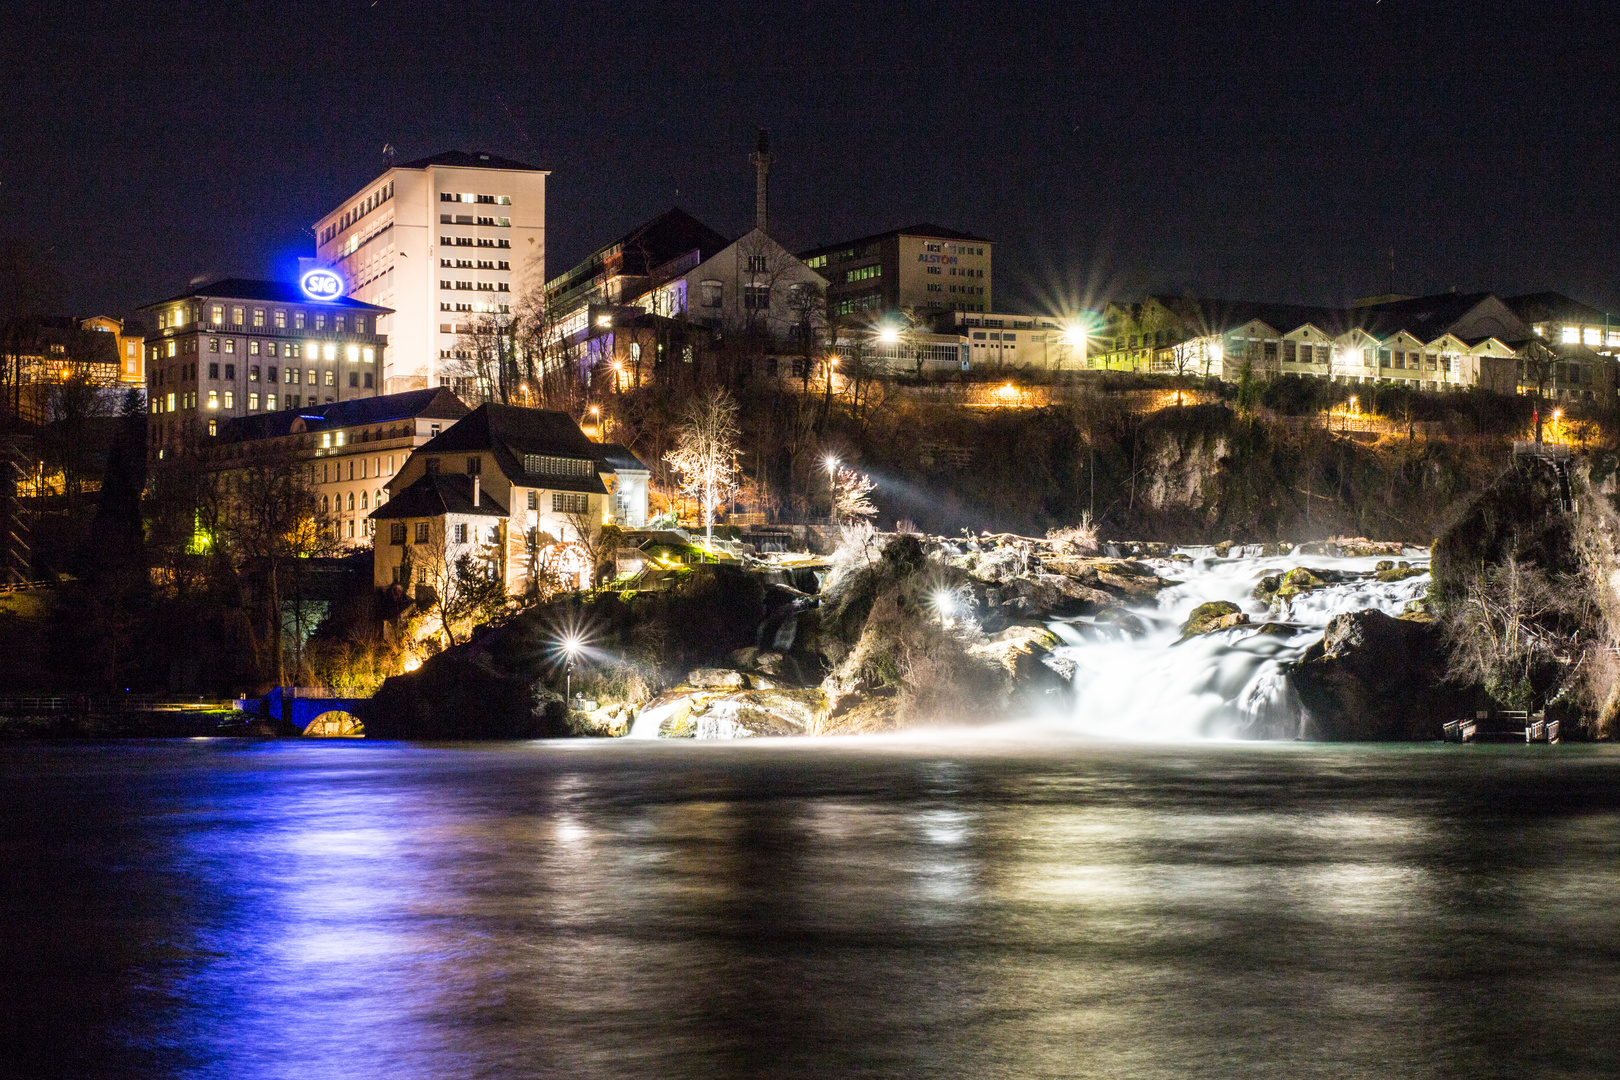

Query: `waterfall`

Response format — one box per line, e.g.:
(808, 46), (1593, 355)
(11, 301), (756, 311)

(1051, 550), (1430, 740)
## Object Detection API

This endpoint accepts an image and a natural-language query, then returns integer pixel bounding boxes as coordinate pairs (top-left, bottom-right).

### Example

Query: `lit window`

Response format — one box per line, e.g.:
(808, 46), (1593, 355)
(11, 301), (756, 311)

(275, 310), (286, 328)
(249, 340), (259, 355)
(307, 369), (316, 385)
(323, 343), (336, 360)
(322, 432), (331, 448)
(267, 393), (277, 409)
(208, 419), (217, 437)
(253, 309), (265, 328)
(305, 341), (316, 358)
(315, 313), (325, 330)
(166, 392), (175, 411)
(1563, 326), (1580, 343)
(335, 430), (345, 446)
(223, 391), (233, 409)
(167, 341), (176, 358)
(211, 305), (223, 324)
(224, 338), (235, 354)
(324, 369), (335, 386)
(294, 311), (305, 330)
(363, 347), (374, 363)
(249, 392), (260, 410)
(232, 306), (244, 324)
(347, 344), (360, 362)
(207, 390), (219, 409)
(1584, 327), (1601, 347)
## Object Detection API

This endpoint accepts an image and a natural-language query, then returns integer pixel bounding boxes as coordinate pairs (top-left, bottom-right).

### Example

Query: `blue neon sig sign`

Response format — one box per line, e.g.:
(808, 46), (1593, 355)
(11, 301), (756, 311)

(300, 268), (345, 301)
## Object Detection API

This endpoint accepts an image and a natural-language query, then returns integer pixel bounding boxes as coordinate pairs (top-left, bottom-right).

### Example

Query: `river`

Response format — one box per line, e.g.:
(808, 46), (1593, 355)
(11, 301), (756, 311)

(4, 739), (1618, 1078)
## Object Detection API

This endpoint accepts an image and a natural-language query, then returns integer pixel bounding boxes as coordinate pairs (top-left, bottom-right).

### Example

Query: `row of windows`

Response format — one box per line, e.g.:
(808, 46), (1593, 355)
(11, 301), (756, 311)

(922, 242), (985, 256)
(845, 265), (880, 284)
(440, 280), (512, 292)
(441, 192), (512, 205)
(438, 303), (510, 316)
(440, 235), (512, 249)
(440, 258), (510, 270)
(948, 267), (984, 278)
(439, 214), (511, 227)
(206, 305), (368, 333)
(523, 454), (593, 477)
(833, 294), (883, 317)
(318, 454), (396, 480)
(321, 181), (396, 243)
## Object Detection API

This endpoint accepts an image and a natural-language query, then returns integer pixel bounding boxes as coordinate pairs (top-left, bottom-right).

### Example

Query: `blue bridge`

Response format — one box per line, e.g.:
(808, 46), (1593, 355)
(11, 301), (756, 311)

(235, 687), (368, 736)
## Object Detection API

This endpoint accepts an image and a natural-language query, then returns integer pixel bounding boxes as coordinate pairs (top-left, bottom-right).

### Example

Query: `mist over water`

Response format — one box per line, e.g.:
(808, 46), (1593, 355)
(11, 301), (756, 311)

(4, 740), (1618, 1079)
(1054, 550), (1431, 741)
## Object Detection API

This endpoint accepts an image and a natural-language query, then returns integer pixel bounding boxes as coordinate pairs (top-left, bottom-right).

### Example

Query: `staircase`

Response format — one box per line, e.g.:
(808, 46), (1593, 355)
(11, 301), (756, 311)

(1511, 440), (1576, 513)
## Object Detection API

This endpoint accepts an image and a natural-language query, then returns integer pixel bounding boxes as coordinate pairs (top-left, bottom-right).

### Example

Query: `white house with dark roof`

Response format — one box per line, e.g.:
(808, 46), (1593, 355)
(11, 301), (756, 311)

(369, 403), (649, 593)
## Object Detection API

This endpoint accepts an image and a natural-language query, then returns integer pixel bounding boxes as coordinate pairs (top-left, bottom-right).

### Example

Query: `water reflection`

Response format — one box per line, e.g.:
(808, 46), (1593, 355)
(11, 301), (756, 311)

(2, 741), (1618, 1078)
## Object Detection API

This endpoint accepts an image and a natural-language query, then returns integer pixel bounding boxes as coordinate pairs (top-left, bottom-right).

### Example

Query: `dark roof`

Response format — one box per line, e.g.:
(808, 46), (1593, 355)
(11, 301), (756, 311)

(394, 150), (546, 172)
(415, 404), (609, 494)
(551, 208), (731, 294)
(369, 472), (508, 521)
(1147, 292), (1522, 343)
(1354, 292), (1498, 339)
(218, 387), (469, 444)
(141, 278), (391, 312)
(801, 222), (991, 258)
(597, 442), (650, 473)
(1503, 292), (1613, 325)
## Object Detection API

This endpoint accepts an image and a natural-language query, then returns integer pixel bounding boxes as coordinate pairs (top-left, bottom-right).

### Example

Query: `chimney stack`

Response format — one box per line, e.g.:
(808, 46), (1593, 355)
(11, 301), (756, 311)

(750, 128), (772, 234)
(473, 476), (480, 507)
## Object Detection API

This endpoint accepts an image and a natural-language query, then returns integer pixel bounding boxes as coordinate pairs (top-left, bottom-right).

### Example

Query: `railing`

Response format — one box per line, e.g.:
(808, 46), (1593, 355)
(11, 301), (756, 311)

(1513, 440), (1572, 459)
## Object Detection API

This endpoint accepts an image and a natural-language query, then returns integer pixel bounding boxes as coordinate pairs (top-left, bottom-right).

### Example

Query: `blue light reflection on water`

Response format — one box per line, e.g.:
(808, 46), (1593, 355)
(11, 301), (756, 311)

(3, 739), (1620, 1079)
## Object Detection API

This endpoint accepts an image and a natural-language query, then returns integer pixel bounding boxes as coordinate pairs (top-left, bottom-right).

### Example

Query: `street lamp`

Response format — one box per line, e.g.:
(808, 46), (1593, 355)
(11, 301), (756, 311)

(562, 635), (582, 706)
(825, 455), (839, 523)
(877, 325), (900, 345)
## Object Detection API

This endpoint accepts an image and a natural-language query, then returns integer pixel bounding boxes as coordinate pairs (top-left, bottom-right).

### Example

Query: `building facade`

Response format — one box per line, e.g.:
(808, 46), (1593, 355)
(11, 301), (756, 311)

(1091, 293), (1529, 394)
(1503, 292), (1620, 402)
(80, 315), (148, 386)
(214, 387), (470, 546)
(800, 224), (992, 319)
(369, 404), (650, 594)
(313, 151), (549, 395)
(139, 279), (389, 452)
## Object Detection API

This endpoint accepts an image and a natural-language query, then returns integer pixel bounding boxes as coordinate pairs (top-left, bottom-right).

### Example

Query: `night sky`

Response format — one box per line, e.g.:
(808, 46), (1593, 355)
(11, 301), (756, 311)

(4, 0), (1617, 319)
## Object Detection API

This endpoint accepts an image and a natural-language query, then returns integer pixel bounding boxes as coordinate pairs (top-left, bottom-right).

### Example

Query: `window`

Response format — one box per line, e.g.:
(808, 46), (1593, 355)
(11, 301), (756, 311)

(744, 284), (771, 309)
(223, 391), (233, 409)
(524, 454), (591, 476)
(324, 369), (335, 386)
(232, 306), (244, 324)
(747, 254), (768, 273)
(552, 492), (589, 514)
(294, 311), (305, 330)
(315, 313), (325, 330)
(415, 522), (430, 544)
(363, 372), (374, 388)
(527, 490), (537, 511)
(207, 390), (219, 409)
(349, 371), (359, 388)
(701, 281), (723, 308)
(224, 364), (235, 380)
(208, 419), (216, 437)
(363, 347), (374, 363)
(253, 309), (265, 328)
(208, 362), (219, 379)
(467, 456), (481, 475)
(1563, 326), (1580, 344)
(287, 368), (299, 384)
(454, 522), (468, 543)
(267, 393), (277, 409)
(347, 492), (355, 511)
(266, 365), (277, 383)
(323, 344), (336, 361)
(1584, 327), (1601, 347)
(211, 305), (223, 324)
(249, 340), (259, 356)
(208, 338), (219, 353)
(267, 343), (277, 357)
(425, 457), (440, 474)
(307, 368), (317, 384)
(249, 392), (260, 410)
(226, 338), (237, 354)
(274, 310), (286, 329)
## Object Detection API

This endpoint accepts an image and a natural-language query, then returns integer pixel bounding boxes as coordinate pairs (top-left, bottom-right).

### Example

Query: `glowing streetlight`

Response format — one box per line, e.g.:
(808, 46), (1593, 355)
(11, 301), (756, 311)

(825, 455), (839, 522)
(561, 634), (582, 705)
(877, 326), (900, 345)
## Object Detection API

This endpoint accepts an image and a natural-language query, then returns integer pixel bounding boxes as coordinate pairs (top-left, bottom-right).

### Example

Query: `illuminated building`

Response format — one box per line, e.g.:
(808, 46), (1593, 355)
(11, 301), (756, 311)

(800, 224), (993, 320)
(369, 404), (649, 594)
(138, 278), (390, 452)
(313, 151), (549, 396)
(1092, 292), (1534, 393)
(213, 387), (470, 546)
(1502, 293), (1620, 402)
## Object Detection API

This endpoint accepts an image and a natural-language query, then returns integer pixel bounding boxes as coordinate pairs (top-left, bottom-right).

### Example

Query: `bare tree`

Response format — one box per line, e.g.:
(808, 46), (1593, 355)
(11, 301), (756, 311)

(416, 520), (505, 648)
(833, 465), (877, 522)
(450, 312), (519, 405)
(1520, 338), (1560, 443)
(562, 507), (623, 583)
(663, 388), (741, 543)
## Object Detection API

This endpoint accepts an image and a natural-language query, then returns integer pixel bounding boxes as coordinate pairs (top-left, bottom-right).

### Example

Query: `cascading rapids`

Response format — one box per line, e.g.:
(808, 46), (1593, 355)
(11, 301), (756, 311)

(1049, 549), (1431, 740)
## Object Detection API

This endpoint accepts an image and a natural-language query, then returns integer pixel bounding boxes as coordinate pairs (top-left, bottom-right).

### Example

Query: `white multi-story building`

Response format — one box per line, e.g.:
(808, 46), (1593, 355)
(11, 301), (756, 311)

(314, 151), (548, 396)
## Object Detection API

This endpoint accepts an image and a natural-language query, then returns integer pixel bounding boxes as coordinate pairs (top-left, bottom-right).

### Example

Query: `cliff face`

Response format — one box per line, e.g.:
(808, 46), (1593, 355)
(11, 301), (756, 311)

(865, 402), (1500, 544)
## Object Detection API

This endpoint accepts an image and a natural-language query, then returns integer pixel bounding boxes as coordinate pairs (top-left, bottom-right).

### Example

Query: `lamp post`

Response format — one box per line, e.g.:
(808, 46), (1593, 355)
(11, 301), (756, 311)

(562, 636), (581, 708)
(825, 454), (839, 524)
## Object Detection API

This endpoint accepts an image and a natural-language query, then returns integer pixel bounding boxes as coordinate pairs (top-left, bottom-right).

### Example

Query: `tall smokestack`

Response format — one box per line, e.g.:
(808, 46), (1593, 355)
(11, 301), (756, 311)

(750, 128), (772, 234)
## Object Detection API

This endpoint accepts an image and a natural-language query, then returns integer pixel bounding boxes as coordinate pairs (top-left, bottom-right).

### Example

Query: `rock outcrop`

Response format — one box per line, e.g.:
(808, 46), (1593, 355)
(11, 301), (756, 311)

(1286, 609), (1474, 740)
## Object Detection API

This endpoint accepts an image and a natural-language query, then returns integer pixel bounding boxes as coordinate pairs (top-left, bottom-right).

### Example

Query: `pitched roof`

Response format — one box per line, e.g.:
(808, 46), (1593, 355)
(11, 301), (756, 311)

(549, 208), (732, 295)
(218, 387), (469, 444)
(1146, 292), (1528, 345)
(800, 222), (991, 257)
(1502, 291), (1612, 325)
(597, 442), (651, 473)
(369, 471), (508, 520)
(393, 150), (546, 172)
(414, 404), (609, 494)
(1354, 292), (1499, 339)
(142, 278), (391, 311)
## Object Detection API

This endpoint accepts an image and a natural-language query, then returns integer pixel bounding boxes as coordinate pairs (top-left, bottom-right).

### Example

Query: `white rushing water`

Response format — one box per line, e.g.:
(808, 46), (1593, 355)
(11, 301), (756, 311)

(1051, 548), (1431, 741)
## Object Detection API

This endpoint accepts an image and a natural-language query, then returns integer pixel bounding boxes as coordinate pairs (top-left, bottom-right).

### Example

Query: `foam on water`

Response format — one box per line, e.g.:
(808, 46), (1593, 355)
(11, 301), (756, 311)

(1053, 550), (1430, 740)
